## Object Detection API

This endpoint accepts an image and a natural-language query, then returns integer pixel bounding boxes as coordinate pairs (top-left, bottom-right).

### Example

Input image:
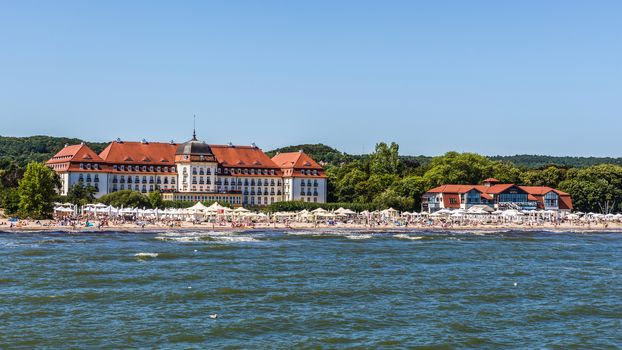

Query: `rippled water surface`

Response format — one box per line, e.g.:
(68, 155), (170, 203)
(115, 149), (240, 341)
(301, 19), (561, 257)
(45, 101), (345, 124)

(1, 229), (622, 349)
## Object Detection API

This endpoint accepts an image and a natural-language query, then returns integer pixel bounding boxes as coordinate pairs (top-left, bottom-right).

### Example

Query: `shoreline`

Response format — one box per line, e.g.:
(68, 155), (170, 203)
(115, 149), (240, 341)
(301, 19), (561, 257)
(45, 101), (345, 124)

(2, 222), (621, 234)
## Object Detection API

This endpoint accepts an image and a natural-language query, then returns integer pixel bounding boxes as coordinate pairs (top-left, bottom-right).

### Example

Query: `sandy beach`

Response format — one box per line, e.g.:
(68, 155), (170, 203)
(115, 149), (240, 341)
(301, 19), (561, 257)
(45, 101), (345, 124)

(2, 219), (621, 234)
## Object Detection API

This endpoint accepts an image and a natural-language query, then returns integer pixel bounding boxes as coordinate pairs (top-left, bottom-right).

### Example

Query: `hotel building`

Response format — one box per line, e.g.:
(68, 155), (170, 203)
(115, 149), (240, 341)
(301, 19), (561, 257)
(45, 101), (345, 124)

(46, 133), (327, 206)
(422, 178), (573, 213)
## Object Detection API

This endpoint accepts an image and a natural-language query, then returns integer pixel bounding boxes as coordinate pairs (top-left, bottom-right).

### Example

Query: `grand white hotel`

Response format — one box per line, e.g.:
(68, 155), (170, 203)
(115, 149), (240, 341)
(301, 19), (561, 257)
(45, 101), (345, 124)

(46, 132), (327, 206)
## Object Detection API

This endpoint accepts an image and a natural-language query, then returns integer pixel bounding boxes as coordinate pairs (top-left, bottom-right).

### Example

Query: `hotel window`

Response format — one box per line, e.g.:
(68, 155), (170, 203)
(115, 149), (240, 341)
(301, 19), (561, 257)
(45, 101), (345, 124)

(171, 178), (176, 184)
(94, 174), (99, 182)
(217, 168), (222, 174)
(142, 176), (147, 183)
(270, 169), (275, 175)
(224, 168), (229, 174)
(206, 168), (211, 175)
(163, 167), (168, 172)
(80, 163), (84, 169)
(157, 166), (161, 172)
(94, 164), (98, 170)
(301, 181), (305, 187)
(544, 192), (559, 207)
(142, 166), (146, 171)
(499, 193), (527, 203)
(171, 167), (175, 172)
(244, 169), (248, 174)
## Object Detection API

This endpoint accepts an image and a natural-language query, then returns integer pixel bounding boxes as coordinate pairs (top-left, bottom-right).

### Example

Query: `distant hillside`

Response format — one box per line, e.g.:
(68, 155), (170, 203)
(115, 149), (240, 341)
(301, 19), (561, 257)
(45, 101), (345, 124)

(490, 155), (622, 169)
(0, 135), (108, 166)
(266, 144), (356, 165)
(268, 144), (622, 169)
(2, 136), (622, 170)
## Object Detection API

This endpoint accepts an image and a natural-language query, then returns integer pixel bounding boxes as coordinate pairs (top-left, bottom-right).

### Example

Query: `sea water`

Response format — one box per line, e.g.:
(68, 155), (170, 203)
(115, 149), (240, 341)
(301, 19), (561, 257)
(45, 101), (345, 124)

(1, 230), (621, 348)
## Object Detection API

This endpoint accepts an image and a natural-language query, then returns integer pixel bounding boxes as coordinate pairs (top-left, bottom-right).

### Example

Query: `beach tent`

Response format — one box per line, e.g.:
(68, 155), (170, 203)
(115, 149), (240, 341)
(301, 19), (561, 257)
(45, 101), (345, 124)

(467, 205), (494, 213)
(206, 202), (227, 213)
(311, 208), (327, 214)
(233, 207), (250, 213)
(188, 202), (210, 212)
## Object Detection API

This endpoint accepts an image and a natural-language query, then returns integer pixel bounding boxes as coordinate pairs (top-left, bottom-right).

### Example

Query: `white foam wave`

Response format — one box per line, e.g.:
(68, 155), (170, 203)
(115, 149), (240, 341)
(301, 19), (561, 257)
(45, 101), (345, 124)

(154, 231), (259, 243)
(134, 252), (158, 258)
(345, 234), (373, 240)
(394, 234), (423, 241)
(213, 236), (258, 243)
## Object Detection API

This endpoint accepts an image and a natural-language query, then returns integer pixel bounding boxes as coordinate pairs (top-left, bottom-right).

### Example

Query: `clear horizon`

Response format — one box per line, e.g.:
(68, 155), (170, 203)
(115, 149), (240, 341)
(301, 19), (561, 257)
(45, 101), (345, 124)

(1, 1), (621, 157)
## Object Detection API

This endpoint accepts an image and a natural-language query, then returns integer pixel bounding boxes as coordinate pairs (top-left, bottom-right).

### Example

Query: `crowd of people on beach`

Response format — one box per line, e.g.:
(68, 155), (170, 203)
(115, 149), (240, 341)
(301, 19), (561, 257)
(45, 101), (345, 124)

(1, 205), (619, 232)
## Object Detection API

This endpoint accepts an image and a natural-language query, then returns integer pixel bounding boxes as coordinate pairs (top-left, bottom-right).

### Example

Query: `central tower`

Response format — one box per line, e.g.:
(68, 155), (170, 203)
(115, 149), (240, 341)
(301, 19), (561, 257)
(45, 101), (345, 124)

(175, 128), (218, 193)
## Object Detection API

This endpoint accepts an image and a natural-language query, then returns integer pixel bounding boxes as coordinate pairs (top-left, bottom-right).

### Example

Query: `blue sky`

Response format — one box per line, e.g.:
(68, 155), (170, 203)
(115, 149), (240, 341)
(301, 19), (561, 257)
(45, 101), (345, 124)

(1, 1), (621, 156)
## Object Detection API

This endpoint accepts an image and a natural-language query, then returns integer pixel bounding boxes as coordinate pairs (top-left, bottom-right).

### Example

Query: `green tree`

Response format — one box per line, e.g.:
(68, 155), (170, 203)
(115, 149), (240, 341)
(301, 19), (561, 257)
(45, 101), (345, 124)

(423, 152), (496, 187)
(67, 182), (97, 206)
(328, 164), (368, 202)
(559, 164), (622, 213)
(520, 166), (567, 187)
(1, 187), (20, 215)
(393, 175), (428, 210)
(372, 188), (415, 211)
(148, 189), (163, 208)
(355, 174), (400, 203)
(17, 162), (60, 218)
(370, 142), (401, 175)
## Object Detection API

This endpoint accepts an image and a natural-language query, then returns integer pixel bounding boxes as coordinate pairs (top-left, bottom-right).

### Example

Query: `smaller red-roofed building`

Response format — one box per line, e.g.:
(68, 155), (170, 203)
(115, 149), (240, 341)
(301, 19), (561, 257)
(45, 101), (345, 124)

(422, 180), (573, 213)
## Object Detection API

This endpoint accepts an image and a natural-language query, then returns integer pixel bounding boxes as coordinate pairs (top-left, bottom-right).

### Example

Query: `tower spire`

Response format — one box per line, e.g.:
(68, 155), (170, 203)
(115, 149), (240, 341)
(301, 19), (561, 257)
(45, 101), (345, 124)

(192, 115), (197, 141)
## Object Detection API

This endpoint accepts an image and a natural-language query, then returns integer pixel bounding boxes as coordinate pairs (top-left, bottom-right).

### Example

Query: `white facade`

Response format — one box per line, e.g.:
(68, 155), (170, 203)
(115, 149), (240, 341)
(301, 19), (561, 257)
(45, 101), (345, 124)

(48, 141), (328, 206)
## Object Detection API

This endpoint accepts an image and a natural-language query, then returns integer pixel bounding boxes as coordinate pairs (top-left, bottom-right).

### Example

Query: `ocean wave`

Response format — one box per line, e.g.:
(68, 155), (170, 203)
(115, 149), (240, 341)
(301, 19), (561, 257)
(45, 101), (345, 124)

(345, 234), (373, 240)
(134, 252), (158, 258)
(393, 234), (423, 241)
(154, 231), (259, 244)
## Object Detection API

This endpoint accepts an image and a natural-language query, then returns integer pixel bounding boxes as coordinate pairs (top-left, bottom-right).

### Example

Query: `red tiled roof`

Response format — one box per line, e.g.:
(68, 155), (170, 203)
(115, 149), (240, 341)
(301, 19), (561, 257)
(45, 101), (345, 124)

(47, 144), (104, 164)
(272, 152), (323, 170)
(520, 186), (570, 196)
(559, 194), (573, 210)
(426, 185), (477, 193)
(210, 145), (279, 169)
(99, 141), (178, 165)
(484, 184), (521, 194)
